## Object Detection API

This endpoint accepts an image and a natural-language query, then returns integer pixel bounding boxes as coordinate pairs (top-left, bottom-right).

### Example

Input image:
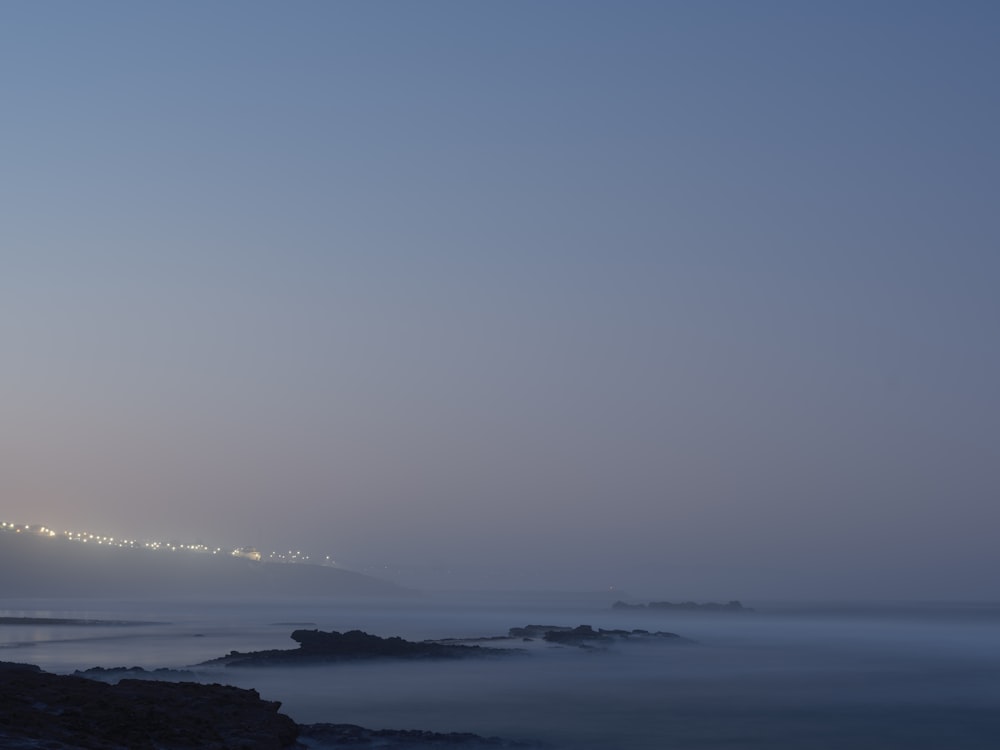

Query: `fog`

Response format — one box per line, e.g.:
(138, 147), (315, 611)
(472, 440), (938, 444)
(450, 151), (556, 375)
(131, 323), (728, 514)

(3, 2), (997, 745)
(3, 595), (999, 749)
(3, 2), (999, 600)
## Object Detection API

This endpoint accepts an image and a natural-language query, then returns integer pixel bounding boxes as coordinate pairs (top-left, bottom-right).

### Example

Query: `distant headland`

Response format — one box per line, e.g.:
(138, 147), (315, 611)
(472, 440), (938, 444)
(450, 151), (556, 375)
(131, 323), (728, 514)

(0, 521), (408, 599)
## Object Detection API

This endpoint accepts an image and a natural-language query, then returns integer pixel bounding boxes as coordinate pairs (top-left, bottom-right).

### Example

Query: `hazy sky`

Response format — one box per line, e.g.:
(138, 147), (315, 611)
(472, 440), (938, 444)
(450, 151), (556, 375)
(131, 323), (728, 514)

(3, 1), (998, 598)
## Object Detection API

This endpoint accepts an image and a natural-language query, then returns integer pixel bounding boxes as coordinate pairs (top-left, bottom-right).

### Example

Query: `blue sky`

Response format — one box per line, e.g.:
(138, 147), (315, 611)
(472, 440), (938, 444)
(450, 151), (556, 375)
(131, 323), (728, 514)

(2, 1), (998, 597)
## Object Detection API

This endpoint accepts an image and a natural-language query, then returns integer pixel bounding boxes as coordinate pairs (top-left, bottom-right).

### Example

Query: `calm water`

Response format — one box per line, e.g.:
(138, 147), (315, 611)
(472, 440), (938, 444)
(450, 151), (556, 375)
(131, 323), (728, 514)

(2, 595), (999, 749)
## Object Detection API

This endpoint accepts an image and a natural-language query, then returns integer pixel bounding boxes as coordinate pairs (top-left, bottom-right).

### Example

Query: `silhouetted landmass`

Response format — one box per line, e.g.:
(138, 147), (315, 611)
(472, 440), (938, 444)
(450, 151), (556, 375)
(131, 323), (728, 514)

(0, 616), (162, 626)
(0, 529), (407, 598)
(508, 624), (694, 647)
(203, 628), (517, 667)
(0, 660), (297, 749)
(612, 599), (753, 612)
(0, 661), (538, 749)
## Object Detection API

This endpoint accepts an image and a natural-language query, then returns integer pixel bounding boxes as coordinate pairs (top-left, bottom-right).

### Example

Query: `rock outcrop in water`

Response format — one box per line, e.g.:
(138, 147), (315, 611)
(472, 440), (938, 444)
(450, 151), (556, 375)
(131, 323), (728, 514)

(203, 628), (517, 667)
(508, 624), (693, 647)
(200, 624), (693, 666)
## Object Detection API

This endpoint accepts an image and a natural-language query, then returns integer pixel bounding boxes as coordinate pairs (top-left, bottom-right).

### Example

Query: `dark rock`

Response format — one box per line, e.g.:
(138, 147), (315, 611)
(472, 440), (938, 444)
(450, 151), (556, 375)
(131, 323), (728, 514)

(543, 625), (612, 646)
(299, 722), (539, 747)
(510, 624), (693, 648)
(203, 628), (517, 667)
(0, 661), (41, 673)
(74, 665), (199, 682)
(432, 635), (514, 644)
(1, 662), (539, 749)
(0, 662), (299, 749)
(507, 625), (572, 638)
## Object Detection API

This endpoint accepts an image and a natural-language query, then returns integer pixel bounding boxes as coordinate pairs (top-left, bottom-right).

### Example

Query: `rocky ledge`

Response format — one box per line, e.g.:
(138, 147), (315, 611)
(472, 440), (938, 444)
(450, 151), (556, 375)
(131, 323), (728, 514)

(0, 662), (539, 749)
(73, 665), (200, 682)
(201, 625), (692, 667)
(299, 723), (536, 748)
(508, 624), (694, 647)
(202, 628), (518, 667)
(0, 661), (297, 749)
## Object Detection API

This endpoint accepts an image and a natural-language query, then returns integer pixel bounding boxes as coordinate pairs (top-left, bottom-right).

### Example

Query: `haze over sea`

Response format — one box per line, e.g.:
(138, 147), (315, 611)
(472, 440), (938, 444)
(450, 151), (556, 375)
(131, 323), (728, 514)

(3, 1), (999, 747)
(2, 591), (999, 749)
(4, 0), (999, 602)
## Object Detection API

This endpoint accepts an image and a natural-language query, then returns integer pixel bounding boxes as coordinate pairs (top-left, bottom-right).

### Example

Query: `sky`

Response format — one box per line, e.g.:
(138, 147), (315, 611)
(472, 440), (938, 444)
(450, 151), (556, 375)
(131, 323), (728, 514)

(2, 1), (998, 599)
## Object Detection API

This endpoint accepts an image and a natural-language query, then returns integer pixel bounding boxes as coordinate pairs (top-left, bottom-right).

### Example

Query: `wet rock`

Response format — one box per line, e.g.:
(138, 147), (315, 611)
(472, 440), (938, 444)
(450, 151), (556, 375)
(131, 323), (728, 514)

(203, 629), (516, 667)
(508, 624), (692, 648)
(299, 722), (539, 748)
(74, 665), (199, 682)
(1, 661), (540, 749)
(507, 625), (568, 639)
(0, 662), (299, 749)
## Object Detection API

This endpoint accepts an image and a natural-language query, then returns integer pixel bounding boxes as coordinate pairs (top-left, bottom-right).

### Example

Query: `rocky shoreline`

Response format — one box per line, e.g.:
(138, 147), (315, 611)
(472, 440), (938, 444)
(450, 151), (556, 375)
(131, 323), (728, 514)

(0, 661), (535, 749)
(0, 661), (297, 750)
(1, 623), (693, 747)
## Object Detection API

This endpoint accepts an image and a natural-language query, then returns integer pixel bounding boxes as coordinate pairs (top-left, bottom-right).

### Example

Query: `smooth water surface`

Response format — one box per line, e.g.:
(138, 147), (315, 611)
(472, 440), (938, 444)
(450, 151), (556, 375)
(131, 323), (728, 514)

(2, 596), (998, 749)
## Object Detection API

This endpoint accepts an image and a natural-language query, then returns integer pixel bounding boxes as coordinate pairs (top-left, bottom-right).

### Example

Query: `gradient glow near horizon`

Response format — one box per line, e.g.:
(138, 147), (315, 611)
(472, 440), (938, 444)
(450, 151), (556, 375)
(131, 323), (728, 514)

(2, 1), (998, 599)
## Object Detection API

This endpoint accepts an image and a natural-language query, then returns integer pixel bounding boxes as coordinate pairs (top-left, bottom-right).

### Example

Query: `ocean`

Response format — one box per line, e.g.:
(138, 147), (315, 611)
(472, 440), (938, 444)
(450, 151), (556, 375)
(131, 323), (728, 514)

(2, 594), (998, 749)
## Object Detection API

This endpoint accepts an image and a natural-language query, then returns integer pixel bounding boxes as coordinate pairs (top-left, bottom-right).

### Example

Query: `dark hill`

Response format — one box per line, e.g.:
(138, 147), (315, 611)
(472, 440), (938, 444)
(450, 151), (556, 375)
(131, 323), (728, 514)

(0, 531), (408, 598)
